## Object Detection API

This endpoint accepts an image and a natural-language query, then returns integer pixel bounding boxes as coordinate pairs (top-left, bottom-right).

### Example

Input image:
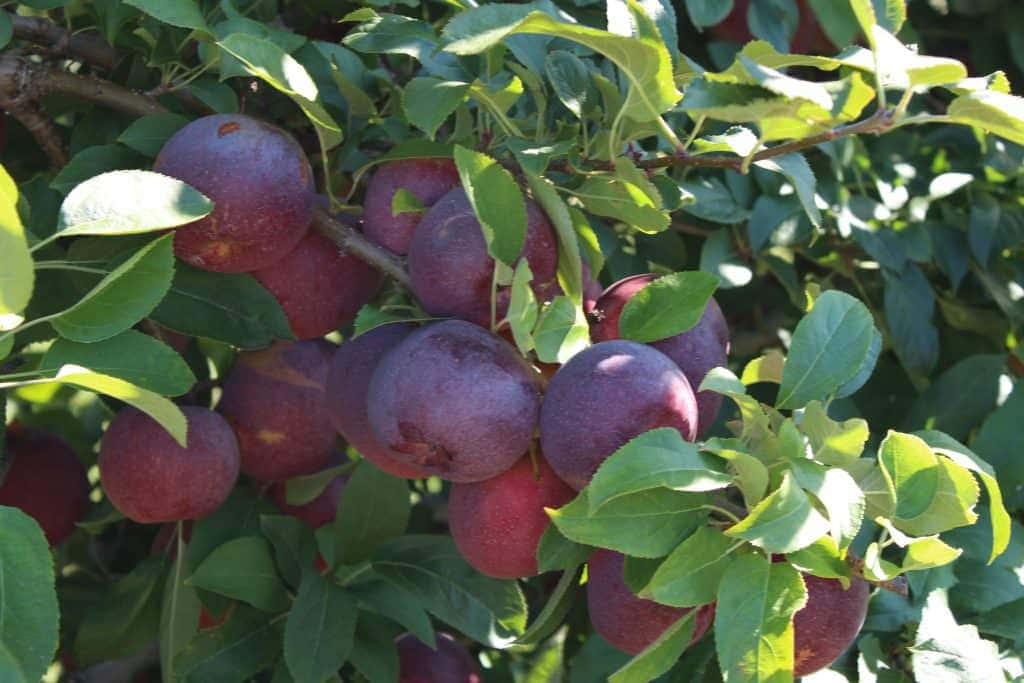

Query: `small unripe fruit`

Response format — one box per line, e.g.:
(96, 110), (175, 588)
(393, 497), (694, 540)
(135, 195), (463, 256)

(99, 407), (240, 523)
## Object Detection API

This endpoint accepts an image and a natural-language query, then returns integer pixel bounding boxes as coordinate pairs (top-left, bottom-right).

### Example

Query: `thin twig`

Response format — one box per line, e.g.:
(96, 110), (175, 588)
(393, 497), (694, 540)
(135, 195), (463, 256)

(311, 207), (412, 288)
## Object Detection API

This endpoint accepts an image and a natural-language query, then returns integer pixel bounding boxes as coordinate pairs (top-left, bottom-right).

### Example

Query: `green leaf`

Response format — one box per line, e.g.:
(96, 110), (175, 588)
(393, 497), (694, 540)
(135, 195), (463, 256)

(685, 0), (734, 28)
(586, 428), (732, 512)
(117, 113), (191, 157)
(609, 610), (697, 683)
(901, 537), (962, 573)
(575, 166), (670, 234)
(533, 296), (591, 364)
(680, 176), (750, 224)
(903, 354), (1006, 441)
(725, 472), (831, 553)
(911, 590), (1004, 683)
(618, 272), (720, 343)
(546, 50), (595, 119)
(175, 606), (282, 683)
(260, 515), (317, 590)
(349, 613), (400, 683)
(805, 0), (859, 47)
(188, 537), (289, 612)
(504, 260), (538, 355)
(74, 556), (167, 666)
(123, 0), (212, 36)
(0, 507), (59, 683)
(786, 536), (851, 583)
(752, 153), (821, 228)
(798, 401), (869, 467)
(702, 439), (771, 509)
(160, 523), (202, 683)
(948, 89), (1024, 149)
(878, 431), (940, 520)
(284, 572), (356, 683)
(54, 170), (212, 238)
(6, 365), (188, 446)
(40, 329), (195, 396)
(332, 461), (410, 566)
(883, 263), (938, 376)
(535, 525), (593, 574)
(151, 263), (293, 349)
(401, 78), (469, 139)
(895, 458), (979, 538)
(549, 488), (708, 558)
(442, 3), (680, 122)
(514, 566), (583, 647)
(51, 234), (175, 342)
(789, 460), (865, 553)
(217, 34), (342, 151)
(347, 580), (435, 649)
(0, 166), (32, 316)
(776, 290), (876, 409)
(641, 526), (740, 607)
(524, 173), (583, 306)
(284, 464), (350, 506)
(50, 144), (146, 195)
(870, 25), (966, 90)
(452, 145), (527, 267)
(714, 554), (807, 683)
(372, 535), (527, 647)
(917, 430), (1010, 564)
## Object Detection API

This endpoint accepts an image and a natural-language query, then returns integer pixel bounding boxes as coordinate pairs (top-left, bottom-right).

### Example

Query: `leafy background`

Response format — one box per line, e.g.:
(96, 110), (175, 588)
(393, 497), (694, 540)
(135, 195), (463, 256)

(0, 0), (1023, 681)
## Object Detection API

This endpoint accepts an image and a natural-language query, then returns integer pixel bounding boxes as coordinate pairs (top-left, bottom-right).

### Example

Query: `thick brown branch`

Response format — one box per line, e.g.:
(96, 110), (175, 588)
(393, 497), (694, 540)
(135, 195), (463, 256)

(311, 207), (412, 288)
(9, 12), (118, 70)
(0, 54), (168, 117)
(6, 100), (67, 165)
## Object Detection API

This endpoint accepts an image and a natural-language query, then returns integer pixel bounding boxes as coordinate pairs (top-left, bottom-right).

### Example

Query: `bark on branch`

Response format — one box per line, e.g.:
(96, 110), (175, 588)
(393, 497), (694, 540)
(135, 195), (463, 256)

(9, 12), (118, 70)
(311, 207), (412, 288)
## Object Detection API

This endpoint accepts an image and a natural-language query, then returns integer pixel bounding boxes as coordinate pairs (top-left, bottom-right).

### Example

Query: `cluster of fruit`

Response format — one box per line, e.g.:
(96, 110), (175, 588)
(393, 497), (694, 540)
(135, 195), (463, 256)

(0, 113), (867, 679)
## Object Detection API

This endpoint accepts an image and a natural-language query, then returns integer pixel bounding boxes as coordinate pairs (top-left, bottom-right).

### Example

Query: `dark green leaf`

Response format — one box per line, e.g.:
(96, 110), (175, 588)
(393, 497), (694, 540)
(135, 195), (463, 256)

(609, 610), (697, 683)
(188, 537), (289, 612)
(372, 535), (527, 647)
(175, 606), (282, 683)
(515, 566), (583, 646)
(903, 354), (1005, 440)
(536, 525), (593, 574)
(151, 263), (294, 349)
(284, 572), (356, 683)
(546, 50), (595, 119)
(117, 113), (191, 157)
(641, 526), (740, 607)
(50, 145), (146, 195)
(123, 0), (212, 36)
(349, 613), (401, 683)
(160, 523), (202, 683)
(260, 515), (317, 590)
(332, 461), (410, 566)
(402, 78), (469, 139)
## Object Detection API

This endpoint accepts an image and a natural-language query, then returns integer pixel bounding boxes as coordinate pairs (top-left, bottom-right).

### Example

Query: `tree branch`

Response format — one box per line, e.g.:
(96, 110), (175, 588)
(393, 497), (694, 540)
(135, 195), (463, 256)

(311, 207), (412, 288)
(0, 54), (168, 117)
(9, 12), (119, 70)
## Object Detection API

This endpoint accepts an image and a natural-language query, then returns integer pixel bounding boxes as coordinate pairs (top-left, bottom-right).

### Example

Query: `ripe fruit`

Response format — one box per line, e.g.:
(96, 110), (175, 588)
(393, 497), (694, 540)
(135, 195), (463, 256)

(268, 467), (348, 529)
(153, 113), (315, 272)
(362, 158), (462, 255)
(98, 407), (240, 523)
(367, 320), (543, 483)
(396, 632), (481, 683)
(219, 340), (336, 481)
(590, 273), (729, 435)
(448, 454), (575, 579)
(792, 573), (871, 676)
(539, 340), (699, 490)
(252, 230), (381, 339)
(0, 429), (89, 545)
(408, 188), (560, 328)
(586, 549), (714, 655)
(324, 323), (433, 479)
